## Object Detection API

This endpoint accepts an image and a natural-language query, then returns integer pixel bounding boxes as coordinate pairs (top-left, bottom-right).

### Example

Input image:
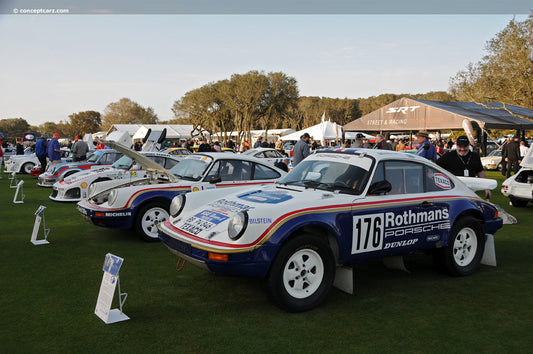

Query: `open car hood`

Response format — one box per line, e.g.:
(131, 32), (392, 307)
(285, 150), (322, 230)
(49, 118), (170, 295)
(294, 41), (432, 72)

(98, 139), (179, 183)
(520, 143), (533, 168)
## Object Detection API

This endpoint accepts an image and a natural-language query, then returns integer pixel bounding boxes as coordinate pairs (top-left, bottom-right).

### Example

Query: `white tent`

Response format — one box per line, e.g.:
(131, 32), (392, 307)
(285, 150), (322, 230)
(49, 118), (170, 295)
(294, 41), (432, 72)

(280, 120), (343, 142)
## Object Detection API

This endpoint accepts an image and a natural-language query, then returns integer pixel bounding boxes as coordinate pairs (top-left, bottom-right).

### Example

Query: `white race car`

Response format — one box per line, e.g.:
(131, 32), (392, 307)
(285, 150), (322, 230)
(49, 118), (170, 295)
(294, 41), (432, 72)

(159, 149), (502, 312)
(4, 147), (71, 174)
(50, 151), (183, 202)
(501, 145), (533, 206)
(481, 149), (502, 171)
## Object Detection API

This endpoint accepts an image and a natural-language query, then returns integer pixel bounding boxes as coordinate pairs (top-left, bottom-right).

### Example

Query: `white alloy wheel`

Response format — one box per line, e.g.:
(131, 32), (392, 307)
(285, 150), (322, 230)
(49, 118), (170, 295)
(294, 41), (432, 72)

(282, 248), (325, 299)
(452, 226), (478, 267)
(140, 206), (169, 240)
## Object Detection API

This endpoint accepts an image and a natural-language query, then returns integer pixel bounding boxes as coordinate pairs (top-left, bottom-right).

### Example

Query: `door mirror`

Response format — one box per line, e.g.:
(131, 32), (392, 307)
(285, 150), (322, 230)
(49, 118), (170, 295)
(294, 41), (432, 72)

(368, 180), (392, 195)
(209, 176), (221, 184)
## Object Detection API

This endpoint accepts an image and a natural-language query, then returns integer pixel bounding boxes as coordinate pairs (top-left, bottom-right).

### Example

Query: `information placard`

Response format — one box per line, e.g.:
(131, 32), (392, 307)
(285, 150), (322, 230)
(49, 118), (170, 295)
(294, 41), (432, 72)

(95, 253), (129, 324)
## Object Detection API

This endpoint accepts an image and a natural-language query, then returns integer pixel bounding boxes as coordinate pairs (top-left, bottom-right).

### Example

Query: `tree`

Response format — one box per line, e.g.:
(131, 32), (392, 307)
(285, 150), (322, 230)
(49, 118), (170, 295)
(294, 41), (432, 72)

(259, 72), (299, 138)
(0, 118), (30, 142)
(67, 111), (101, 136)
(101, 98), (158, 130)
(450, 16), (533, 109)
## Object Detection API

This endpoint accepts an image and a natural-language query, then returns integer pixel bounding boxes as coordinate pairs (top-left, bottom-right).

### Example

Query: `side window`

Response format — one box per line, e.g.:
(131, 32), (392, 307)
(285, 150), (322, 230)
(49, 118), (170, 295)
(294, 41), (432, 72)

(204, 161), (221, 181)
(229, 160), (252, 180)
(150, 156), (166, 166)
(370, 161), (425, 195)
(425, 166), (454, 192)
(253, 152), (263, 158)
(106, 153), (122, 164)
(264, 150), (278, 158)
(253, 163), (281, 180)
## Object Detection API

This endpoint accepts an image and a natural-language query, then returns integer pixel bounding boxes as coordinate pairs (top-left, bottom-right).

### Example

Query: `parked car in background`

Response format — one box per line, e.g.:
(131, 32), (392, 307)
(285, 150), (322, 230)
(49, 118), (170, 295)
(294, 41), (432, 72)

(481, 149), (502, 170)
(4, 147), (71, 174)
(162, 147), (193, 157)
(159, 149), (501, 312)
(241, 148), (287, 166)
(77, 151), (287, 241)
(50, 151), (183, 202)
(501, 145), (533, 207)
(37, 149), (123, 187)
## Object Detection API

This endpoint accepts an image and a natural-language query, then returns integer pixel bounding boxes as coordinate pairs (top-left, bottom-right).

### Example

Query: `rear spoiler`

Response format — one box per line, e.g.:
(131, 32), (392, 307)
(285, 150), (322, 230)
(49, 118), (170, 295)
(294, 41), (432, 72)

(456, 176), (497, 192)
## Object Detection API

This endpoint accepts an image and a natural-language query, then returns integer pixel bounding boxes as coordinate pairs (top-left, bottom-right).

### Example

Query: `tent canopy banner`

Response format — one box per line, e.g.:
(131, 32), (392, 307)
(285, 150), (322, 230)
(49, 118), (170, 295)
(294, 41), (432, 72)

(343, 98), (533, 132)
(281, 120), (343, 142)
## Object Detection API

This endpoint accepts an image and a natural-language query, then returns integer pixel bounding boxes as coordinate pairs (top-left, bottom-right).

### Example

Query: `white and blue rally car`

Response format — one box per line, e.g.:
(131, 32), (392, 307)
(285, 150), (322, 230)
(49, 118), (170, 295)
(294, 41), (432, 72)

(158, 149), (503, 312)
(77, 152), (287, 241)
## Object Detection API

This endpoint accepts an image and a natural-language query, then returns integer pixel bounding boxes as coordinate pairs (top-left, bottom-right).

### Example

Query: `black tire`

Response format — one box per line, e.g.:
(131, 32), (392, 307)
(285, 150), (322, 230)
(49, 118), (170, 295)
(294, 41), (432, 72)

(497, 163), (502, 171)
(22, 162), (35, 174)
(134, 201), (169, 242)
(435, 216), (485, 277)
(510, 197), (528, 207)
(265, 234), (335, 312)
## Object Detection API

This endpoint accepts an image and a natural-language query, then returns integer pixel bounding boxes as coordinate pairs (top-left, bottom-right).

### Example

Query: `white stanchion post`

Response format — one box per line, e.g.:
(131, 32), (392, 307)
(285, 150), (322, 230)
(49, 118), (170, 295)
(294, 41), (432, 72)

(95, 253), (129, 324)
(13, 180), (24, 203)
(9, 172), (18, 188)
(31, 205), (50, 245)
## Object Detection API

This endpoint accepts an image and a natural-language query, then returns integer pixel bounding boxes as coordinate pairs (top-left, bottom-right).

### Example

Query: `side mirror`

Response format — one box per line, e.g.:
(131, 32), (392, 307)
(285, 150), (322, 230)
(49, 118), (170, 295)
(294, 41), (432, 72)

(209, 176), (221, 184)
(368, 180), (392, 195)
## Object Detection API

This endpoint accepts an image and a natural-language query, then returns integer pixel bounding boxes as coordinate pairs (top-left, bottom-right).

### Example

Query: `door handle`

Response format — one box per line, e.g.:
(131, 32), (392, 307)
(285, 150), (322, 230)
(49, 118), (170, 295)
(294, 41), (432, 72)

(419, 201), (433, 208)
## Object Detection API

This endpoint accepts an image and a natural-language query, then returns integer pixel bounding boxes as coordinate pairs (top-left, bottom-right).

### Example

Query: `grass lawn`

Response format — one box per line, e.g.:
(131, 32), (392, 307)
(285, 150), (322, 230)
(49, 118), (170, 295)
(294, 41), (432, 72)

(1, 170), (532, 353)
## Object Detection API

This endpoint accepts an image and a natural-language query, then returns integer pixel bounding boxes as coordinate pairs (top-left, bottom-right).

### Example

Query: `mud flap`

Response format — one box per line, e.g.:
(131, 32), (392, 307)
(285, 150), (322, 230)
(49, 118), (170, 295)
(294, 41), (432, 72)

(333, 266), (353, 294)
(383, 256), (410, 273)
(481, 233), (497, 266)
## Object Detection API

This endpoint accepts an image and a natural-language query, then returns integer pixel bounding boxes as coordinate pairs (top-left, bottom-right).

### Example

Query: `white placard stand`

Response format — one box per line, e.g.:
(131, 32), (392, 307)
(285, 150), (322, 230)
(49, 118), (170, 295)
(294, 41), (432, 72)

(13, 180), (24, 203)
(9, 171), (18, 188)
(31, 205), (50, 245)
(95, 253), (129, 324)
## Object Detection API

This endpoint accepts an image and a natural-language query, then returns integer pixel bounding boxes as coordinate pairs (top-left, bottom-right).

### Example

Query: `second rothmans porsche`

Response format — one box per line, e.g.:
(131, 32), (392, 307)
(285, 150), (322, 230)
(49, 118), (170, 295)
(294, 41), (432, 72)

(158, 149), (502, 312)
(50, 151), (183, 202)
(77, 152), (287, 241)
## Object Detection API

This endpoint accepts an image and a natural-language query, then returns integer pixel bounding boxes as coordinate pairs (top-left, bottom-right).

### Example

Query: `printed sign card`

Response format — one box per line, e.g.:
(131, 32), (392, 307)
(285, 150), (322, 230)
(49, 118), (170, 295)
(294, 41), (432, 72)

(95, 253), (129, 324)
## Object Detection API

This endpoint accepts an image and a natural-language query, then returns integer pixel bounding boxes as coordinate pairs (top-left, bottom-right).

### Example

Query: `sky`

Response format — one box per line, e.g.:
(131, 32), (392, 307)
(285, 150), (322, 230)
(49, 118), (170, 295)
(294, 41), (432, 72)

(0, 12), (529, 126)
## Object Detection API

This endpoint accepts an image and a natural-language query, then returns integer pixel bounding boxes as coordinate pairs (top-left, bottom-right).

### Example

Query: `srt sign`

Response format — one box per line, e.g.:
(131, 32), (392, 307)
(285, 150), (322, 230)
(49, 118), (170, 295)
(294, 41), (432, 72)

(386, 106), (420, 114)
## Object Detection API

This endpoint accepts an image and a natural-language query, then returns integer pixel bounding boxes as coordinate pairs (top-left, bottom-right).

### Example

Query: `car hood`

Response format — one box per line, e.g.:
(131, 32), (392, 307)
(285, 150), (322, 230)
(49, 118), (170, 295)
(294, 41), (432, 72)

(521, 144), (533, 168)
(98, 139), (179, 182)
(161, 185), (359, 248)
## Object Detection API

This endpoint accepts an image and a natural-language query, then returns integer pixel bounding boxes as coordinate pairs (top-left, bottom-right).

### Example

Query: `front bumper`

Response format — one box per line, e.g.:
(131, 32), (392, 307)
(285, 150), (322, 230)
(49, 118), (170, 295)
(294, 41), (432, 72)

(37, 175), (58, 187)
(76, 202), (135, 230)
(50, 186), (82, 202)
(158, 228), (271, 278)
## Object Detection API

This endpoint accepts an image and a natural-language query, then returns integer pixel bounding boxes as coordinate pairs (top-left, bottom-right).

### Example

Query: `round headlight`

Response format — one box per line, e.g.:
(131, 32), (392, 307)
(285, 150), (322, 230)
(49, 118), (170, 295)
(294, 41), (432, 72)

(107, 189), (118, 206)
(170, 194), (186, 217)
(228, 211), (248, 240)
(88, 183), (98, 198)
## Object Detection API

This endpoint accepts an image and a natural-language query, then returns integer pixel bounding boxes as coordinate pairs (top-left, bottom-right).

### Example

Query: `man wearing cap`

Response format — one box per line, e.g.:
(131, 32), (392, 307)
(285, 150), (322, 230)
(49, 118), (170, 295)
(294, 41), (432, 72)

(502, 135), (521, 178)
(47, 133), (62, 164)
(293, 133), (311, 167)
(415, 131), (437, 161)
(437, 135), (491, 199)
(72, 135), (89, 161)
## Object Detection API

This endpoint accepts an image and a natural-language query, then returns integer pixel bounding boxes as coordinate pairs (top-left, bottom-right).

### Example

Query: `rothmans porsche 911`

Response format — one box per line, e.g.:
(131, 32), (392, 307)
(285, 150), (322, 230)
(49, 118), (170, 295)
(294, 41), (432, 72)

(158, 149), (502, 312)
(77, 151), (287, 241)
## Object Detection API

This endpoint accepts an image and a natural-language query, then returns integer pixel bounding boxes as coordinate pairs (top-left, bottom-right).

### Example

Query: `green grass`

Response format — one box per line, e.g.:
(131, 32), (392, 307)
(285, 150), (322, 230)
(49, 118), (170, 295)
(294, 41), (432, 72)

(1, 171), (532, 353)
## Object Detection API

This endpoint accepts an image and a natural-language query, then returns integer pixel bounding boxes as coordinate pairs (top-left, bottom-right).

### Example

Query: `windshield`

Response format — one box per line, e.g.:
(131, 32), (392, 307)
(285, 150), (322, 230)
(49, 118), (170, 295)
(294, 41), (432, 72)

(169, 155), (213, 181)
(87, 151), (104, 163)
(112, 155), (134, 169)
(489, 150), (501, 157)
(278, 158), (372, 195)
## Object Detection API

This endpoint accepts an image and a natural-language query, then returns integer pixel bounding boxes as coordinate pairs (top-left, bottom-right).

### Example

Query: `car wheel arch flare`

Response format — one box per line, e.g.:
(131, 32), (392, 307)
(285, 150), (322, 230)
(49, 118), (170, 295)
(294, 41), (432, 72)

(268, 224), (340, 268)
